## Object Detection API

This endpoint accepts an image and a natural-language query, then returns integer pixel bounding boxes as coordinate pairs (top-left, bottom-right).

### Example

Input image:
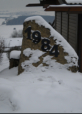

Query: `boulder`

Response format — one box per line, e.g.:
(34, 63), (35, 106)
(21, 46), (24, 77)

(18, 16), (78, 75)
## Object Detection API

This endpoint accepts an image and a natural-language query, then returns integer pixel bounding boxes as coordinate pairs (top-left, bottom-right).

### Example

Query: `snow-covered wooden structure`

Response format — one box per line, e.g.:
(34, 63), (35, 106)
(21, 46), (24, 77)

(9, 50), (21, 69)
(26, 0), (82, 73)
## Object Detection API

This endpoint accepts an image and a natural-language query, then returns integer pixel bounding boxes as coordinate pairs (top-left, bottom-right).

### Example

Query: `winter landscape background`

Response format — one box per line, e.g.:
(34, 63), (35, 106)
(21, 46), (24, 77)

(0, 0), (82, 113)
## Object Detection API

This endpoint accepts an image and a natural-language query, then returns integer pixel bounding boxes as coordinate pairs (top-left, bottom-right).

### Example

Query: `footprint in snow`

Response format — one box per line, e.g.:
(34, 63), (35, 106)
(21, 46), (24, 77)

(38, 78), (43, 81)
(58, 80), (63, 85)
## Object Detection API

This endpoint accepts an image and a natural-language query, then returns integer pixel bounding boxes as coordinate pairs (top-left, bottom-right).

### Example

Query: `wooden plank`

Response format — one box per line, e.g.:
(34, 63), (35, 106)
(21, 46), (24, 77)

(69, 22), (77, 27)
(62, 22), (68, 25)
(62, 25), (68, 29)
(62, 34), (67, 39)
(62, 12), (68, 40)
(69, 14), (77, 17)
(69, 19), (77, 23)
(62, 32), (67, 35)
(56, 18), (61, 21)
(69, 34), (76, 40)
(56, 28), (61, 32)
(56, 24), (61, 28)
(62, 27), (68, 32)
(69, 33), (76, 38)
(56, 30), (61, 33)
(69, 42), (76, 49)
(78, 14), (82, 72)
(56, 21), (61, 24)
(69, 25), (77, 30)
(69, 29), (77, 34)
(69, 41), (76, 46)
(62, 18), (68, 22)
(69, 38), (76, 44)
(62, 13), (68, 16)
(69, 16), (77, 20)
(62, 32), (67, 37)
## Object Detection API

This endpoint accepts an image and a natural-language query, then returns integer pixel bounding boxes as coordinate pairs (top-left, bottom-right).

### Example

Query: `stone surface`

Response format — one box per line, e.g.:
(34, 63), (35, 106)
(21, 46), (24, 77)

(18, 17), (78, 75)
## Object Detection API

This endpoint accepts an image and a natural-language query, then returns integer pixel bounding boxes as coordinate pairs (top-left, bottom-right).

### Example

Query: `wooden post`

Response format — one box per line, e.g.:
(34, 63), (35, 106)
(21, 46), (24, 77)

(78, 14), (82, 72)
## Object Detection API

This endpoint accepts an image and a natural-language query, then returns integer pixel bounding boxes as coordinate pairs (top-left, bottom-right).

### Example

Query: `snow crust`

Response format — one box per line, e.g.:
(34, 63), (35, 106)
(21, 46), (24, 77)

(4, 38), (22, 47)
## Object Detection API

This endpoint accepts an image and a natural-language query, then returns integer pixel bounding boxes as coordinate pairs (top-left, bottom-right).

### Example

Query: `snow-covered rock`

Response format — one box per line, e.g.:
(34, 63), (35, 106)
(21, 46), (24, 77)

(18, 16), (78, 75)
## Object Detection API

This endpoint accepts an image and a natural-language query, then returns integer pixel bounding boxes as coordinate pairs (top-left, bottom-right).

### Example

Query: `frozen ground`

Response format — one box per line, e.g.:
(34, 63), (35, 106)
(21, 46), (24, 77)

(0, 23), (82, 113)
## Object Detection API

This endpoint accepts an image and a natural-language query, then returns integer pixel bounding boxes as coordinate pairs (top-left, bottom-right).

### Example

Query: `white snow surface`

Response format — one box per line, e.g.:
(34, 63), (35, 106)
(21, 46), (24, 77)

(0, 59), (82, 113)
(0, 18), (5, 25)
(4, 38), (22, 48)
(10, 51), (21, 59)
(0, 20), (82, 113)
(48, 4), (82, 7)
(0, 25), (23, 38)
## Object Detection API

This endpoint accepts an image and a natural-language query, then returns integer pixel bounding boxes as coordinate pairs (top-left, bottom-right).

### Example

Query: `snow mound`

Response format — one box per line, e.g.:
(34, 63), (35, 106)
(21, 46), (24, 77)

(10, 50), (21, 59)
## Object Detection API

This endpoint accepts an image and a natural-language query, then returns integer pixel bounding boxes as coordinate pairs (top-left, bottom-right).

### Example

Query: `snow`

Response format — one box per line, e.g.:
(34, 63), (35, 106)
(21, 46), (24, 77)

(22, 48), (46, 72)
(23, 48), (45, 62)
(66, 0), (82, 4)
(10, 51), (21, 59)
(0, 25), (23, 38)
(0, 65), (82, 113)
(48, 4), (82, 8)
(0, 18), (5, 25)
(0, 19), (82, 113)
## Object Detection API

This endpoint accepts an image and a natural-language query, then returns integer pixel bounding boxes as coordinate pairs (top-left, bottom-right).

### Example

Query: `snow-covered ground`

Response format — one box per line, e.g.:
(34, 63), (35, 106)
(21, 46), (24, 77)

(0, 23), (82, 113)
(0, 18), (5, 25)
(0, 25), (23, 38)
